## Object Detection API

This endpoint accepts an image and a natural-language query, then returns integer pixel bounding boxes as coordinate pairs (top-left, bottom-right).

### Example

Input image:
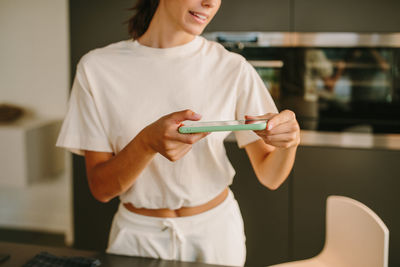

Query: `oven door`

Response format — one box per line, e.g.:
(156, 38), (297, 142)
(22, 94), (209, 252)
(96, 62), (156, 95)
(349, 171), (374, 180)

(248, 59), (283, 103)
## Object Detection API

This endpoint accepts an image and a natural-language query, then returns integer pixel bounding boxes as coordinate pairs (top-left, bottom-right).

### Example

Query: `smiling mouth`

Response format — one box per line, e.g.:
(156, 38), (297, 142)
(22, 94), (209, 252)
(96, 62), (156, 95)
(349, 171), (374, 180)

(189, 11), (208, 22)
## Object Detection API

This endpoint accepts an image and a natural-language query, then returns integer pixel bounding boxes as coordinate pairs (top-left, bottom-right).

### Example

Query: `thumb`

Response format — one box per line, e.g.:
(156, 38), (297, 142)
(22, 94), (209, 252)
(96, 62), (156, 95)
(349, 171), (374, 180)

(170, 109), (202, 124)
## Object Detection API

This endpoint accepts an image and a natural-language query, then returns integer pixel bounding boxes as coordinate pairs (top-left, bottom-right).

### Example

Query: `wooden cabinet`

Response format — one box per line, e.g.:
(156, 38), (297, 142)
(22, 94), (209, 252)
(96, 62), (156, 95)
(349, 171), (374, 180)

(206, 0), (291, 32)
(293, 0), (400, 32)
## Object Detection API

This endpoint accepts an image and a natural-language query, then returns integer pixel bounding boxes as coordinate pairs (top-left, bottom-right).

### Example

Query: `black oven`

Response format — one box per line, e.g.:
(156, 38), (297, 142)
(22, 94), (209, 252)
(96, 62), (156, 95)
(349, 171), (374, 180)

(204, 32), (400, 134)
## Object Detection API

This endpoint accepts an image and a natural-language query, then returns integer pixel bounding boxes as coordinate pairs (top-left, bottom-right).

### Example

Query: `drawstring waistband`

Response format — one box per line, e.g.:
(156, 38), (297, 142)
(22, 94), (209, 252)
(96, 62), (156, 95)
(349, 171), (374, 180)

(161, 219), (185, 260)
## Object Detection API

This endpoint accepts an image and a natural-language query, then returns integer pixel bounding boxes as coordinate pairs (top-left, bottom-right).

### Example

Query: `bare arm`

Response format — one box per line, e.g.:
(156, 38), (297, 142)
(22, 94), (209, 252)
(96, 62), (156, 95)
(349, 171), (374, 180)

(85, 110), (209, 203)
(244, 110), (300, 190)
(84, 131), (155, 203)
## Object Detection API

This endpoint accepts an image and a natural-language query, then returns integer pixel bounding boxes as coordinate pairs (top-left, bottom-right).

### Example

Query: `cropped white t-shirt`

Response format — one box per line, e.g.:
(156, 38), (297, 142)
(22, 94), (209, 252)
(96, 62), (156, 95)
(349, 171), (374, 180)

(56, 36), (278, 209)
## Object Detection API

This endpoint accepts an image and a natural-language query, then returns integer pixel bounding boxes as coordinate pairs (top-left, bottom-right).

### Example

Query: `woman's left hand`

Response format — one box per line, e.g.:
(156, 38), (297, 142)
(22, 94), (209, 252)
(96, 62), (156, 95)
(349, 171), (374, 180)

(246, 110), (300, 149)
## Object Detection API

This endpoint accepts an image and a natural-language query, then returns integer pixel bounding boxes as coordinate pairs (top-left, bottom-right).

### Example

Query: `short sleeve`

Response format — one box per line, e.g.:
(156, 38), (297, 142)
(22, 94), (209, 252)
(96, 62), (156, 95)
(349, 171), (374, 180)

(56, 61), (113, 156)
(234, 60), (278, 148)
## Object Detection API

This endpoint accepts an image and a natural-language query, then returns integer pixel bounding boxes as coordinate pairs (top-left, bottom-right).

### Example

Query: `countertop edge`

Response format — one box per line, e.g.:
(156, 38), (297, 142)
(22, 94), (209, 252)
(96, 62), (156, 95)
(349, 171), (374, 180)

(225, 130), (400, 151)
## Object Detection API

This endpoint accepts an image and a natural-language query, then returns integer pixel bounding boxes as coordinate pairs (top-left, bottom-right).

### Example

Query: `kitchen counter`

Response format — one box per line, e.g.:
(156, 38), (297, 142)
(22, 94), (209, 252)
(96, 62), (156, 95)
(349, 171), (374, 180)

(225, 130), (400, 150)
(299, 130), (400, 150)
(0, 242), (244, 267)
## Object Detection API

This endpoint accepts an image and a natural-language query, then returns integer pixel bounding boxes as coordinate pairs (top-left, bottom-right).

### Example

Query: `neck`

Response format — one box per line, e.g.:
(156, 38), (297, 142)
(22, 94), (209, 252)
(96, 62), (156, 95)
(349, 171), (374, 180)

(137, 7), (195, 48)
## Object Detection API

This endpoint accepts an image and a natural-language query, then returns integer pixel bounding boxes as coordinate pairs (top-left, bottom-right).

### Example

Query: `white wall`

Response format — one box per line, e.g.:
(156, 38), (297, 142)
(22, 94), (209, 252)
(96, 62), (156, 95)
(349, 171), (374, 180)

(0, 0), (70, 119)
(0, 0), (73, 244)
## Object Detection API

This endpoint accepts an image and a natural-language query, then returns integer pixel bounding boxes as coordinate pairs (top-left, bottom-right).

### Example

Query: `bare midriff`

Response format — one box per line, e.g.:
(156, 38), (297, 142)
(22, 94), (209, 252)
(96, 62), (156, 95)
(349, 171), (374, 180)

(123, 187), (229, 218)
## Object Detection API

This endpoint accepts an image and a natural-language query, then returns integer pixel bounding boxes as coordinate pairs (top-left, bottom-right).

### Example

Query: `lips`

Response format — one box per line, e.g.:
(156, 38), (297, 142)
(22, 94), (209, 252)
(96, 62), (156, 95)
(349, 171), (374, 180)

(189, 11), (208, 22)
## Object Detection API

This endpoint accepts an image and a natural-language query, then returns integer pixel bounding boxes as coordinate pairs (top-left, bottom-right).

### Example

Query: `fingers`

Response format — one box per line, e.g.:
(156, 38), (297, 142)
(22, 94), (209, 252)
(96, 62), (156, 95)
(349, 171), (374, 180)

(169, 109), (202, 124)
(265, 110), (296, 131)
(161, 109), (210, 146)
(163, 134), (207, 161)
(262, 132), (300, 148)
(175, 131), (210, 145)
(263, 118), (299, 136)
(164, 143), (193, 162)
(166, 110), (211, 144)
(147, 110), (210, 162)
(250, 110), (300, 148)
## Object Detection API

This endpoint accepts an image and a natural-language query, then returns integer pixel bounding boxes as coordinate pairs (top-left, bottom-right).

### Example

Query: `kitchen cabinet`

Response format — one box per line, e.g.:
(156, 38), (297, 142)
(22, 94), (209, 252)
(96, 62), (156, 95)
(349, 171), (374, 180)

(291, 146), (400, 267)
(225, 142), (291, 266)
(226, 142), (400, 266)
(293, 0), (400, 33)
(207, 0), (400, 33)
(69, 0), (134, 74)
(72, 155), (118, 251)
(71, 134), (400, 266)
(206, 0), (291, 32)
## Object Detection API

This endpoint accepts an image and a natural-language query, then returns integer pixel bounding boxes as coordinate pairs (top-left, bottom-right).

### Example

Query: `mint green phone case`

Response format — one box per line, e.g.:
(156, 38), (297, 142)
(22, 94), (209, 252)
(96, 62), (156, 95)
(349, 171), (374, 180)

(178, 120), (267, 134)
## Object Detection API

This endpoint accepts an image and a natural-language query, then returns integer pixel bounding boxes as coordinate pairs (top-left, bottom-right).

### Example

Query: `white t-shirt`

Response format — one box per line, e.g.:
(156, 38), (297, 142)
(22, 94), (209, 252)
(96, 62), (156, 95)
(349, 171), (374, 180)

(56, 36), (278, 209)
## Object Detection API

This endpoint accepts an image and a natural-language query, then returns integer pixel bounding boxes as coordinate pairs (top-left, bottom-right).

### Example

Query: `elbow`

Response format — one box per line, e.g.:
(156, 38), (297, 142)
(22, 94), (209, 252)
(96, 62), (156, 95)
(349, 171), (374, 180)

(94, 193), (113, 203)
(88, 179), (114, 203)
(258, 176), (284, 191)
(262, 181), (281, 191)
(256, 171), (290, 191)
(266, 183), (281, 191)
(90, 187), (113, 203)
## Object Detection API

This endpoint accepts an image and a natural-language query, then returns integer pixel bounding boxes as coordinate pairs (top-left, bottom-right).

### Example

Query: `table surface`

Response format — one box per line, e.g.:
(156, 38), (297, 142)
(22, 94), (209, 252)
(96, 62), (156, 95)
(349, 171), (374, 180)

(0, 241), (241, 267)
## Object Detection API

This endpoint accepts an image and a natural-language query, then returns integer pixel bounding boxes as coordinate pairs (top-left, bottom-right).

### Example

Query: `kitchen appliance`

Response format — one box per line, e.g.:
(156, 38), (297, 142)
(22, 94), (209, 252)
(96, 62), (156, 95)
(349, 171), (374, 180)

(203, 32), (400, 133)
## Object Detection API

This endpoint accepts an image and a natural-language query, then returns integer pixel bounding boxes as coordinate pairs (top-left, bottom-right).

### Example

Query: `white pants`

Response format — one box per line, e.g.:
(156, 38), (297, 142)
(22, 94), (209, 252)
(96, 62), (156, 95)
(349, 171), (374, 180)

(106, 190), (246, 267)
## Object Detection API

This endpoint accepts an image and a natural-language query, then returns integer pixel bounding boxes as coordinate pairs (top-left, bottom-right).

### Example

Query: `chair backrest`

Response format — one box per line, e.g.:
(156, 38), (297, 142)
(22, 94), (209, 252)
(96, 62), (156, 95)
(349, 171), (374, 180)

(320, 195), (389, 267)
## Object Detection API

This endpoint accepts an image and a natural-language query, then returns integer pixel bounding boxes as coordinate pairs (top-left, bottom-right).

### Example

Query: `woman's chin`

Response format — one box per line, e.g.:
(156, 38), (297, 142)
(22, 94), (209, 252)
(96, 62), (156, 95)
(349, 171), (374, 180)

(183, 25), (206, 36)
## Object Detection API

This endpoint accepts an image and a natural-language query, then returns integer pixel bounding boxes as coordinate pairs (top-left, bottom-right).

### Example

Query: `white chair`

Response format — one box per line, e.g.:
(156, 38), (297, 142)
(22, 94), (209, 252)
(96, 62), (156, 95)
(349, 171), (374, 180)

(269, 195), (389, 267)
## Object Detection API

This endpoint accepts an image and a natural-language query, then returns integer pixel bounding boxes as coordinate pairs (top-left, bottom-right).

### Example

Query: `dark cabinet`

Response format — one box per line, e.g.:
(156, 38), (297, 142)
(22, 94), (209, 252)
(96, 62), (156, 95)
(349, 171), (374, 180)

(72, 155), (118, 251)
(72, 143), (400, 266)
(291, 146), (400, 267)
(207, 0), (400, 33)
(294, 0), (400, 32)
(70, 0), (134, 71)
(225, 142), (291, 267)
(226, 144), (400, 266)
(206, 0), (291, 32)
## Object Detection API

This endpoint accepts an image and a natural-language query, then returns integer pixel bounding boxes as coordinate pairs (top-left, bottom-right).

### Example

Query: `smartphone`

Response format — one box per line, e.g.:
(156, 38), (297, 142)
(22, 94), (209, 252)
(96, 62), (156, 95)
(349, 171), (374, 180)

(178, 119), (267, 134)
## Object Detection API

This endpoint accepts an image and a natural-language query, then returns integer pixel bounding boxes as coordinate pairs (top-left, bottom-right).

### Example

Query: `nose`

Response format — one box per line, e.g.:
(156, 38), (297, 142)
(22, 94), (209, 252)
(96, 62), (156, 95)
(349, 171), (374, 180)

(201, 0), (220, 8)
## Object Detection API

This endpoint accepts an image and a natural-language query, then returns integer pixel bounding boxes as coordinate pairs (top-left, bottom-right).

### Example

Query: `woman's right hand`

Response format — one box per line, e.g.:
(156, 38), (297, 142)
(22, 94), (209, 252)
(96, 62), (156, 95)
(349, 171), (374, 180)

(140, 109), (210, 161)
(84, 109), (208, 202)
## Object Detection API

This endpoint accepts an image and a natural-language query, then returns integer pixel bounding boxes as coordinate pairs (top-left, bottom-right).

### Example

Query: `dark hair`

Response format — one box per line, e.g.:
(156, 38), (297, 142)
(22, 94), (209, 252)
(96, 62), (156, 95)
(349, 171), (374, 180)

(127, 0), (160, 39)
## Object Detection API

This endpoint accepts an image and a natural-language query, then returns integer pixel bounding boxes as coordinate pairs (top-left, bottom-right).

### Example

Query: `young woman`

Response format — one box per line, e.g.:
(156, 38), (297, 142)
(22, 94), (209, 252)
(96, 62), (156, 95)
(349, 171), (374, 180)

(57, 0), (300, 266)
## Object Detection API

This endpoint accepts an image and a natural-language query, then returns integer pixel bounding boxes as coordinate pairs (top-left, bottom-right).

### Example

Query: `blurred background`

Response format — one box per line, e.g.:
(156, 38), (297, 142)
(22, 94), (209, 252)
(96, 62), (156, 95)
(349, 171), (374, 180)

(0, 0), (399, 266)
